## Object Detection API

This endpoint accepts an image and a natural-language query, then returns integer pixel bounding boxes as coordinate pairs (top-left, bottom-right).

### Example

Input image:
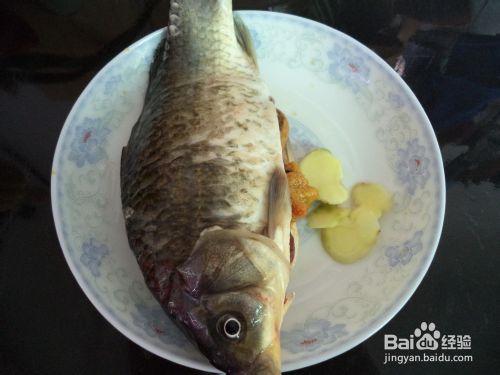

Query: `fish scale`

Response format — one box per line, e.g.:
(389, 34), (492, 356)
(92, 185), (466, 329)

(121, 1), (291, 373)
(123, 24), (282, 257)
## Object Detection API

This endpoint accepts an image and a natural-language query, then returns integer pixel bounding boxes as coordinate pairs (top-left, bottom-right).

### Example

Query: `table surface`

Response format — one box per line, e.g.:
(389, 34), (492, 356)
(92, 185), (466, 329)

(1, 1), (499, 374)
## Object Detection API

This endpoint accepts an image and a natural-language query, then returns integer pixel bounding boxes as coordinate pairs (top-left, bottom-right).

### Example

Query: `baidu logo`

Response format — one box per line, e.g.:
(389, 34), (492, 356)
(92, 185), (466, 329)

(383, 322), (473, 365)
(414, 322), (440, 350)
(384, 322), (470, 351)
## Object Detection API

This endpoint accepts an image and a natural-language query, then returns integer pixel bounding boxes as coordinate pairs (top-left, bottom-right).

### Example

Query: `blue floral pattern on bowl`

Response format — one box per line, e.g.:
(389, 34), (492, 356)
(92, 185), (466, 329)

(282, 319), (347, 354)
(385, 230), (424, 267)
(80, 238), (109, 277)
(327, 44), (370, 93)
(104, 75), (123, 95)
(387, 91), (404, 109)
(396, 139), (431, 195)
(68, 117), (111, 168)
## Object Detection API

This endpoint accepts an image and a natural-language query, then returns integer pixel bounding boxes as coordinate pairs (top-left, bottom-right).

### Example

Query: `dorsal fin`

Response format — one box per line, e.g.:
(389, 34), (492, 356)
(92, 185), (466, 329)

(146, 34), (168, 100)
(233, 15), (258, 68)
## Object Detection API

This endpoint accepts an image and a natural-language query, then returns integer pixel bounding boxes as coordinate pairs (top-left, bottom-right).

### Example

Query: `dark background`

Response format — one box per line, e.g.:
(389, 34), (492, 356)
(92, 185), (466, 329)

(1, 0), (499, 374)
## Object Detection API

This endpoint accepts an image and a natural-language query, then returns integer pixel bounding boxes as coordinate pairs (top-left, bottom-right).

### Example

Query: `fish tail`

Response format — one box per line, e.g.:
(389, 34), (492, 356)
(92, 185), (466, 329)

(167, 0), (234, 40)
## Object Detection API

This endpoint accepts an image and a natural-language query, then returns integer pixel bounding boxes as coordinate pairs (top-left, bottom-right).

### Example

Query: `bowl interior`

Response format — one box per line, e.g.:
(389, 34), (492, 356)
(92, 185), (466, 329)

(52, 11), (445, 373)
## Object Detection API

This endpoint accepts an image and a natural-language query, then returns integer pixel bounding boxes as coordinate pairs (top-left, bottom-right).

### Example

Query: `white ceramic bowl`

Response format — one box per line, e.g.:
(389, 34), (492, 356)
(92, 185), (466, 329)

(51, 11), (445, 373)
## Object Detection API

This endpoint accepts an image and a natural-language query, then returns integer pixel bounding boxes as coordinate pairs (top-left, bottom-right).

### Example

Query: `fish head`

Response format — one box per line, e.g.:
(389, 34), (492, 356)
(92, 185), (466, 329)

(169, 227), (290, 374)
(199, 285), (283, 374)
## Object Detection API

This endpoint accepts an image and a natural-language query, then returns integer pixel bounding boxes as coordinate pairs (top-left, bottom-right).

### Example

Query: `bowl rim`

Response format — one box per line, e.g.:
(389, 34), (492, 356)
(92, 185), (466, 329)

(51, 10), (446, 373)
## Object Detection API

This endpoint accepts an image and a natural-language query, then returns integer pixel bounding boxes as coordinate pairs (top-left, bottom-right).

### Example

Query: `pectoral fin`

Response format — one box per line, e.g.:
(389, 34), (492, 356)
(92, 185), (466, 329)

(283, 140), (295, 165)
(267, 168), (291, 255)
(200, 225), (223, 237)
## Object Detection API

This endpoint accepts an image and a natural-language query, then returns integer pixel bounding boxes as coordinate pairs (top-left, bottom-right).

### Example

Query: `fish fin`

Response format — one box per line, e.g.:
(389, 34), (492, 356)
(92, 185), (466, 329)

(234, 15), (258, 68)
(120, 146), (128, 182)
(290, 223), (299, 268)
(284, 292), (295, 315)
(200, 225), (223, 237)
(283, 140), (293, 164)
(146, 33), (168, 98)
(267, 168), (291, 252)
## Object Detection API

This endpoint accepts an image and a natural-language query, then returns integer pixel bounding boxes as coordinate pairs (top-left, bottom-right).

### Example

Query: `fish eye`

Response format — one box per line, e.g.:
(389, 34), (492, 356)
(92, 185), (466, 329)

(218, 314), (244, 340)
